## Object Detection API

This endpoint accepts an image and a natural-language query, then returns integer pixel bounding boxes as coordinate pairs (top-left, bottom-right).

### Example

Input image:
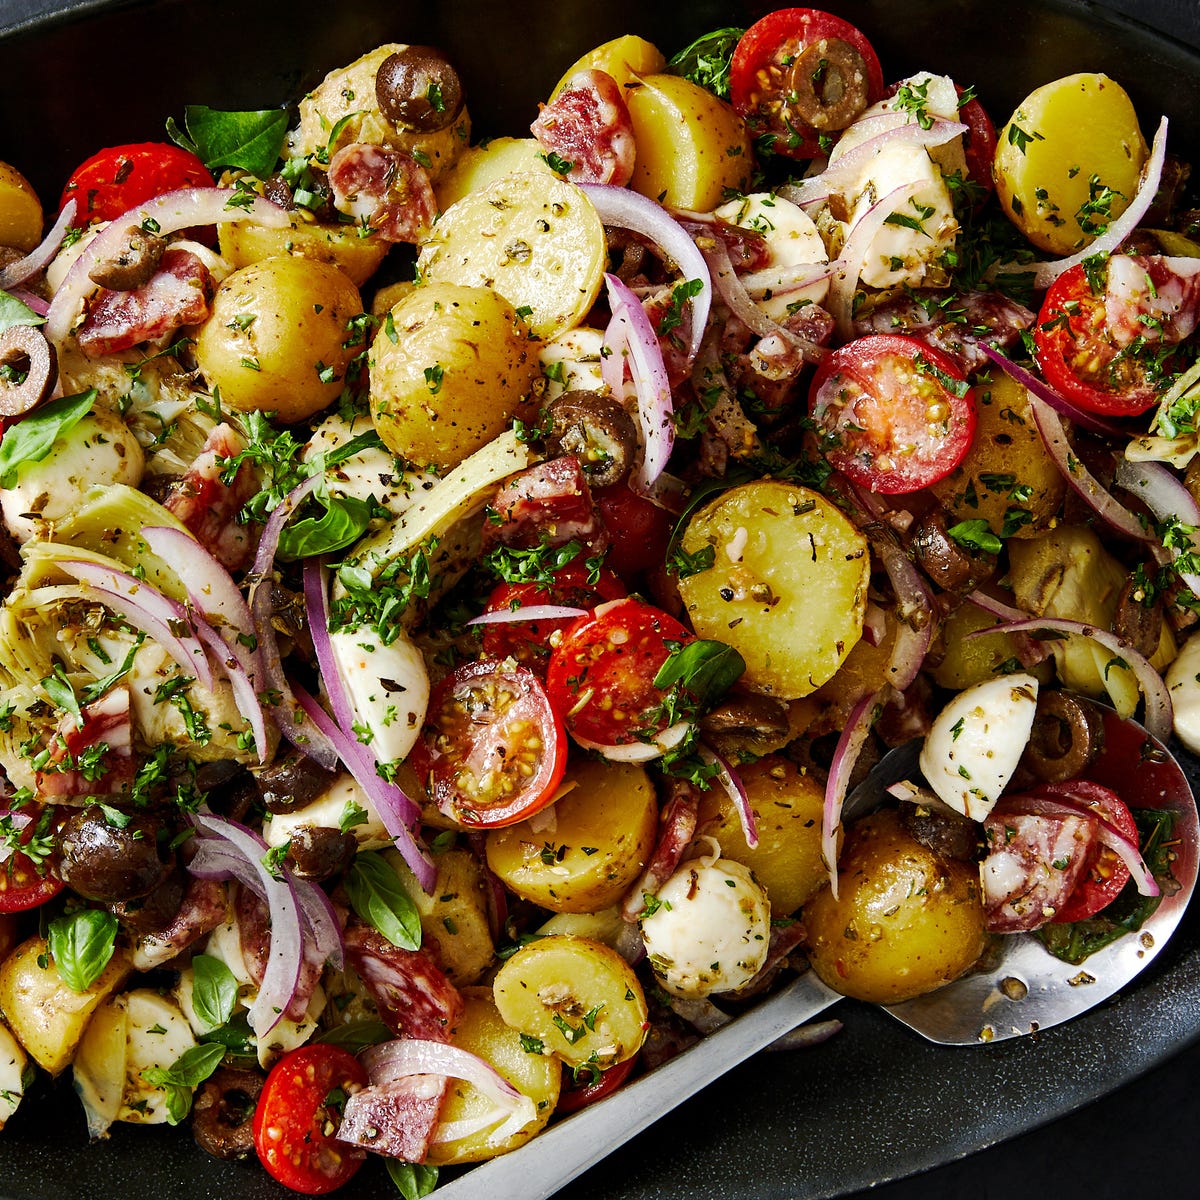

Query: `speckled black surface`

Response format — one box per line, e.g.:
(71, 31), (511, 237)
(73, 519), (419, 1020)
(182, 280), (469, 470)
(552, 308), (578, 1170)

(0, 2), (1198, 1199)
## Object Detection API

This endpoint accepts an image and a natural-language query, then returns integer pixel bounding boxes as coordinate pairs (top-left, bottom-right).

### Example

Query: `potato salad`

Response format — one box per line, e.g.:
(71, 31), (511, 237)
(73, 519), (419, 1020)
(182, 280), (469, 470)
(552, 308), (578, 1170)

(0, 6), (1195, 1195)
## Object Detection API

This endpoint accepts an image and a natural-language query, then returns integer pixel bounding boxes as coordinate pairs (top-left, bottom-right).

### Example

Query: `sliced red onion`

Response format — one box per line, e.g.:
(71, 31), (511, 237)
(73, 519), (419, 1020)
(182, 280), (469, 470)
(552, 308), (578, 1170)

(1026, 116), (1169, 291)
(578, 182), (711, 367)
(691, 231), (827, 361)
(980, 344), (1127, 437)
(1113, 456), (1200, 600)
(0, 199), (78, 290)
(604, 272), (674, 489)
(362, 1038), (536, 1146)
(1026, 395), (1152, 541)
(738, 262), (832, 300)
(0, 810), (31, 864)
(821, 689), (884, 898)
(779, 117), (968, 208)
(994, 792), (1158, 897)
(467, 605), (588, 626)
(246, 473), (340, 769)
(54, 558), (214, 690)
(191, 620), (269, 763)
(966, 615), (1171, 742)
(45, 187), (287, 345)
(188, 813), (304, 1035)
(828, 180), (925, 337)
(697, 742), (757, 849)
(862, 603), (887, 647)
(965, 589), (1032, 624)
(6, 288), (49, 316)
(669, 995), (732, 1034)
(572, 719), (692, 763)
(874, 538), (933, 691)
(293, 682), (436, 894)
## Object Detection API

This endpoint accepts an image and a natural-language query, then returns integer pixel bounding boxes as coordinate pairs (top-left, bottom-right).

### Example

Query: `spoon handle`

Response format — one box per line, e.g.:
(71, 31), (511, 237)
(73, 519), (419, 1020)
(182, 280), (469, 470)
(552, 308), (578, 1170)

(433, 971), (843, 1200)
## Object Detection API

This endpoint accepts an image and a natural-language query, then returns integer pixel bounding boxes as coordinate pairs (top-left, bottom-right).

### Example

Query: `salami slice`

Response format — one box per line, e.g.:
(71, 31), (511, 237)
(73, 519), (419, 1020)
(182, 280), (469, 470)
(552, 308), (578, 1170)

(328, 142), (437, 243)
(621, 784), (699, 921)
(481, 455), (607, 554)
(532, 69), (637, 187)
(336, 1074), (446, 1162)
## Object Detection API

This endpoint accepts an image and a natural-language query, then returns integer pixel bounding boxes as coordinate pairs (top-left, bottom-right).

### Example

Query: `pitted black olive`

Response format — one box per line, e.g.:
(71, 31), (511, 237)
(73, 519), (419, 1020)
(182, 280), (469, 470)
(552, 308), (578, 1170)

(699, 693), (791, 743)
(1020, 691), (1106, 783)
(192, 1067), (264, 1160)
(0, 323), (56, 418)
(1112, 577), (1164, 660)
(58, 807), (175, 903)
(87, 224), (165, 290)
(908, 506), (997, 594)
(544, 391), (639, 488)
(284, 825), (357, 881)
(376, 46), (465, 132)
(784, 37), (872, 133)
(253, 752), (340, 814)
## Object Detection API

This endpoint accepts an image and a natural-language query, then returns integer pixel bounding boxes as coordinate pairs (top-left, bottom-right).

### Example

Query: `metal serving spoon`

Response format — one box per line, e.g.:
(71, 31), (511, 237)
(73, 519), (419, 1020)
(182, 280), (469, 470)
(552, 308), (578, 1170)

(433, 712), (1198, 1200)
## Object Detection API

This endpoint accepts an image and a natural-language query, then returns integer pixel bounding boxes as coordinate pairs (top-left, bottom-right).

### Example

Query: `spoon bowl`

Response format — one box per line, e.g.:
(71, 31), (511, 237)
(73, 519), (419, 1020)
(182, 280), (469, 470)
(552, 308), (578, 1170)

(432, 709), (1197, 1200)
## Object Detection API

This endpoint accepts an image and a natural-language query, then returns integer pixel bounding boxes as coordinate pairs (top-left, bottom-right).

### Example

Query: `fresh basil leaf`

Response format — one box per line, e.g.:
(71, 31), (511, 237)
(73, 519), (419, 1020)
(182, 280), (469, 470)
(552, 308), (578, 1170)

(277, 493), (374, 559)
(47, 908), (118, 992)
(198, 1012), (257, 1060)
(169, 105), (288, 176)
(947, 518), (1003, 555)
(191, 953), (239, 1032)
(345, 851), (422, 950)
(142, 1041), (226, 1125)
(385, 1161), (439, 1200)
(667, 27), (745, 100)
(0, 389), (96, 488)
(0, 289), (44, 334)
(653, 639), (745, 705)
(316, 1018), (393, 1052)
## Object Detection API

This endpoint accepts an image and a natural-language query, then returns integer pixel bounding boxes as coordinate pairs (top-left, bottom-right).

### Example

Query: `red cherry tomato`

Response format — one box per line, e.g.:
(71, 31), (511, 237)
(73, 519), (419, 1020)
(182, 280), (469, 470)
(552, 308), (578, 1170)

(729, 8), (885, 159)
(545, 597), (692, 748)
(413, 660), (568, 828)
(480, 561), (627, 672)
(594, 483), (672, 584)
(1034, 263), (1162, 417)
(252, 1044), (368, 1195)
(0, 807), (64, 913)
(555, 1055), (637, 1114)
(955, 86), (997, 193)
(1040, 780), (1137, 924)
(59, 142), (214, 225)
(808, 333), (976, 493)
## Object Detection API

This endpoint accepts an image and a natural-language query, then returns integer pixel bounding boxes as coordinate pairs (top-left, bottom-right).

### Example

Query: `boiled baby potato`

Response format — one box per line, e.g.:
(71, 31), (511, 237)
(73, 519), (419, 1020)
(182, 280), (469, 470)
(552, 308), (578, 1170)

(993, 73), (1147, 255)
(427, 987), (559, 1165)
(695, 755), (827, 917)
(677, 480), (869, 699)
(0, 935), (131, 1075)
(417, 172), (606, 339)
(369, 281), (539, 469)
(434, 138), (555, 212)
(485, 757), (658, 913)
(194, 255), (363, 422)
(802, 809), (987, 1004)
(550, 34), (666, 99)
(290, 43), (471, 183)
(930, 599), (1042, 691)
(219, 208), (388, 287)
(493, 935), (647, 1069)
(626, 73), (753, 210)
(0, 160), (42, 251)
(930, 369), (1066, 538)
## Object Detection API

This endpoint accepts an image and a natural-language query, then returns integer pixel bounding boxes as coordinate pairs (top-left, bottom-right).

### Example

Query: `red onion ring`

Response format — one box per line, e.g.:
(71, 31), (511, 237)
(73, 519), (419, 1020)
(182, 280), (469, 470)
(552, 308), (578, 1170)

(45, 187), (287, 345)
(697, 742), (757, 849)
(965, 614), (1172, 742)
(467, 605), (588, 626)
(0, 198), (78, 290)
(604, 272), (674, 490)
(1113, 456), (1200, 600)
(822, 689), (884, 898)
(0, 810), (31, 864)
(54, 557), (214, 691)
(578, 182), (711, 367)
(571, 719), (693, 764)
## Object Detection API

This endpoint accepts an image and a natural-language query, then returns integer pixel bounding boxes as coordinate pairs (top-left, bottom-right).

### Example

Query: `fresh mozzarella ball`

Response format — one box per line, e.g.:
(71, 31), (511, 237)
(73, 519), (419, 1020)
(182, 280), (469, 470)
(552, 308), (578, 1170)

(919, 674), (1040, 821)
(328, 625), (429, 764)
(1167, 629), (1200, 754)
(640, 853), (772, 998)
(0, 1022), (26, 1130)
(261, 772), (394, 852)
(1, 405), (144, 542)
(714, 192), (831, 318)
(537, 326), (609, 402)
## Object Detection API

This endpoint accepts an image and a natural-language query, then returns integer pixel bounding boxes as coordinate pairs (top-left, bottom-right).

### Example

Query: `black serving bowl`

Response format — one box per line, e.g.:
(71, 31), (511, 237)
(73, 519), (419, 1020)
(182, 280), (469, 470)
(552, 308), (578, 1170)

(0, 3), (1198, 1200)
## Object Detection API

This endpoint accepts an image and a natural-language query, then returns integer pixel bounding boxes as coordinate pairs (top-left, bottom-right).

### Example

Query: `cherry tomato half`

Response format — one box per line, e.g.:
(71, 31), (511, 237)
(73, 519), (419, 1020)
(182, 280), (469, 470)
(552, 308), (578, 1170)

(808, 332), (976, 493)
(480, 560), (627, 672)
(252, 1044), (368, 1195)
(546, 597), (692, 748)
(729, 8), (885, 159)
(1034, 262), (1163, 417)
(0, 807), (64, 913)
(59, 142), (214, 225)
(1041, 780), (1137, 924)
(594, 483), (673, 585)
(413, 660), (568, 828)
(555, 1054), (637, 1114)
(956, 86), (997, 194)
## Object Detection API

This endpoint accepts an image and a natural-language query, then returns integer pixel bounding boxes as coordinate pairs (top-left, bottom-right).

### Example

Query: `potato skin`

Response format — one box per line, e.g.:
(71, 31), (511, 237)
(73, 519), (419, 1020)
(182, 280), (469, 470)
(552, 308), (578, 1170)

(802, 809), (986, 1004)
(0, 160), (42, 252)
(219, 209), (389, 287)
(368, 281), (539, 469)
(194, 255), (363, 422)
